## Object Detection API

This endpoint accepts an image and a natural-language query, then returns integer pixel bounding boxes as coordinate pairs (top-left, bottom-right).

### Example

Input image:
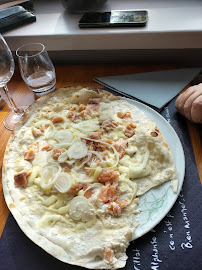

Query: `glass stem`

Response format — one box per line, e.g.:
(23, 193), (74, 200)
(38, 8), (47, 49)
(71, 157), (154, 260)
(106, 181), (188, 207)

(2, 85), (21, 114)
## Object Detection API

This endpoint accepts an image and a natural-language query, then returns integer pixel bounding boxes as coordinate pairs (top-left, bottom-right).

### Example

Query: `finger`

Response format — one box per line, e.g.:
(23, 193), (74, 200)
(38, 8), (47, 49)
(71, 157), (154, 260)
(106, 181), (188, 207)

(175, 86), (196, 114)
(191, 94), (202, 123)
(183, 89), (202, 121)
(175, 83), (202, 115)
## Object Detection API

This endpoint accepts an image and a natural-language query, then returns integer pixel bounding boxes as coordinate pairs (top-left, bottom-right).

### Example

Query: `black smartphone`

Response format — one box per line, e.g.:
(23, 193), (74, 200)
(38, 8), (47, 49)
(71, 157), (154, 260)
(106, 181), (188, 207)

(79, 10), (148, 28)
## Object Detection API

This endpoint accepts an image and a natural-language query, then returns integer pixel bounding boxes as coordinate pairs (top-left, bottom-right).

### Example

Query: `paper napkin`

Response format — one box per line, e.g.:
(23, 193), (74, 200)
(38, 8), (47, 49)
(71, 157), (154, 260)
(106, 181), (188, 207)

(94, 68), (201, 111)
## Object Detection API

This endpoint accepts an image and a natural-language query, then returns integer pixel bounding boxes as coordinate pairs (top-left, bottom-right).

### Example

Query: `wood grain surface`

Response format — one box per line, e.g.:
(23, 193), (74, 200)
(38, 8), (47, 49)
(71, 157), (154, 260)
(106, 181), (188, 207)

(0, 64), (201, 237)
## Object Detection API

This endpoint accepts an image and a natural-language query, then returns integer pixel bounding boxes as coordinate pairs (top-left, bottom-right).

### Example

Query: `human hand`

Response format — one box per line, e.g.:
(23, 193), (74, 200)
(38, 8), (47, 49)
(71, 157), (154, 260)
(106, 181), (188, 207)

(175, 83), (202, 124)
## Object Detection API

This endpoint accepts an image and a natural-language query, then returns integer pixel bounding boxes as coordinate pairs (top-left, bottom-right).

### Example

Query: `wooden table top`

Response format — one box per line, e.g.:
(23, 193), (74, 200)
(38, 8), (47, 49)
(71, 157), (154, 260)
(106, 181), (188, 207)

(0, 64), (201, 238)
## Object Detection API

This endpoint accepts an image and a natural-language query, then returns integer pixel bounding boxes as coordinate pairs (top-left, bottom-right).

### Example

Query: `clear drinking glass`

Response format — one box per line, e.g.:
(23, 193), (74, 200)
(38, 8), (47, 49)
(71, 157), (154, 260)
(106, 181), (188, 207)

(16, 43), (56, 96)
(0, 34), (26, 131)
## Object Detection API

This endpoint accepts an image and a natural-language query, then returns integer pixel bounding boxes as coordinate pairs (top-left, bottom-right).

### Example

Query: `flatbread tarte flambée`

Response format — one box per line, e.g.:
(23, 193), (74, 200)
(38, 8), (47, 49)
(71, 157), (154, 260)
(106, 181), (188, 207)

(2, 86), (178, 269)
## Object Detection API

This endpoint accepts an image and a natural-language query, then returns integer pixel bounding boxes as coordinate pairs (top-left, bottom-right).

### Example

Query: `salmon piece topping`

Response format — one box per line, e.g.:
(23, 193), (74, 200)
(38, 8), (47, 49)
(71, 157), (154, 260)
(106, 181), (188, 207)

(24, 148), (35, 161)
(67, 183), (83, 195)
(52, 116), (64, 124)
(97, 181), (119, 203)
(66, 104), (87, 120)
(112, 138), (128, 159)
(27, 144), (38, 151)
(41, 141), (53, 151)
(14, 170), (31, 188)
(84, 187), (94, 199)
(117, 111), (132, 121)
(97, 168), (119, 184)
(108, 202), (122, 217)
(86, 98), (101, 113)
(98, 142), (109, 152)
(60, 162), (72, 173)
(44, 123), (50, 129)
(84, 135), (108, 152)
(82, 183), (88, 191)
(100, 151), (109, 160)
(52, 148), (66, 160)
(32, 127), (43, 137)
(124, 123), (136, 138)
(108, 199), (127, 216)
(69, 105), (77, 111)
(78, 111), (86, 118)
(84, 154), (100, 168)
(87, 132), (102, 140)
(67, 183), (87, 195)
(79, 104), (86, 111)
(67, 111), (79, 122)
(101, 119), (119, 132)
(104, 247), (114, 264)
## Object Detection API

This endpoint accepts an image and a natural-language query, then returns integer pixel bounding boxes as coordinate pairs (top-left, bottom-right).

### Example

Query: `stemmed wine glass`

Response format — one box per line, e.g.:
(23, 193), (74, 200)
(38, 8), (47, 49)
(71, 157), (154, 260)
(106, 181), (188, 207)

(0, 34), (27, 131)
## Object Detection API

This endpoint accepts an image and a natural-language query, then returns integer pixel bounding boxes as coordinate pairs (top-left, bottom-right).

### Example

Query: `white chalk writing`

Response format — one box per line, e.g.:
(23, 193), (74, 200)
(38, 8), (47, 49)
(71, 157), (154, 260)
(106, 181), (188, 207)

(133, 248), (141, 270)
(179, 193), (193, 249)
(164, 106), (171, 123)
(150, 236), (162, 269)
(164, 212), (176, 250)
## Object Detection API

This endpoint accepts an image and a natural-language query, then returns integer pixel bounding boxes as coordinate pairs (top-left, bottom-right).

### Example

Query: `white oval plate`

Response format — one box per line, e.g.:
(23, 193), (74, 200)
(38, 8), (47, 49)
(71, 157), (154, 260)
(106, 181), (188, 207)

(122, 98), (185, 240)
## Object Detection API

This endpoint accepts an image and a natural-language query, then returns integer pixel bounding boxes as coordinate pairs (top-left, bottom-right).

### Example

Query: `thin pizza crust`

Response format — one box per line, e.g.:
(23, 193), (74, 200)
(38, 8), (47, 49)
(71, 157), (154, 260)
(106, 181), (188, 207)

(2, 86), (178, 269)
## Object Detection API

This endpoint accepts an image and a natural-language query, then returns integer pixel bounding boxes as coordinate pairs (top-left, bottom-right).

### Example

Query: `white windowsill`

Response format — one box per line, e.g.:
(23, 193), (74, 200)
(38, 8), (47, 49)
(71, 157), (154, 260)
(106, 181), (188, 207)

(3, 0), (202, 64)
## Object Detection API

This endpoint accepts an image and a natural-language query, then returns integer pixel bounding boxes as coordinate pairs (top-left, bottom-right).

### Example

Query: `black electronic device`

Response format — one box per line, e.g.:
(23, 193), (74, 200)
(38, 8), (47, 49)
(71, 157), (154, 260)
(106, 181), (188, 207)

(0, 5), (36, 33)
(79, 10), (148, 28)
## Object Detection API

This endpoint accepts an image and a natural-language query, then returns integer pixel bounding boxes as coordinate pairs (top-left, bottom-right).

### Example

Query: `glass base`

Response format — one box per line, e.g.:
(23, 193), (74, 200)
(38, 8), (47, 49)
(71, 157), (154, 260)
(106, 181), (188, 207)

(3, 106), (28, 131)
(32, 84), (56, 96)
